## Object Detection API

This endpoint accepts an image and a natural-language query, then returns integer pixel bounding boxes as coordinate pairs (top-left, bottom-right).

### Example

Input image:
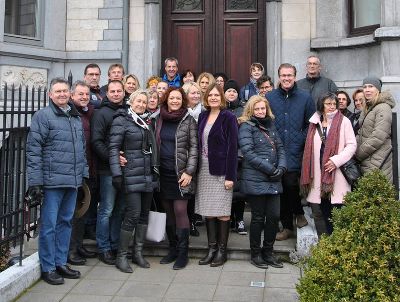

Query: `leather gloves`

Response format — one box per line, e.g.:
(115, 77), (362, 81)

(26, 185), (43, 201)
(112, 176), (123, 191)
(269, 168), (285, 182)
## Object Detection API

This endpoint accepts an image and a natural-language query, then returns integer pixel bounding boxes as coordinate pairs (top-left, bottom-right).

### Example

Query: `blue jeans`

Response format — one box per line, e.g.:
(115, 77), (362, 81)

(39, 188), (77, 272)
(96, 175), (124, 252)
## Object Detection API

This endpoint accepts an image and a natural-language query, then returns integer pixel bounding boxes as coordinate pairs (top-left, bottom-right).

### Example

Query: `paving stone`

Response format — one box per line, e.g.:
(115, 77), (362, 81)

(62, 294), (113, 302)
(16, 292), (64, 302)
(128, 267), (176, 283)
(29, 278), (79, 294)
(71, 279), (124, 296)
(265, 272), (299, 289)
(267, 263), (301, 275)
(85, 266), (131, 281)
(214, 285), (264, 302)
(164, 299), (210, 302)
(264, 288), (299, 302)
(219, 271), (266, 286)
(111, 297), (161, 302)
(222, 260), (266, 273)
(184, 259), (224, 271)
(69, 264), (95, 277)
(116, 281), (169, 298)
(165, 283), (216, 300)
(173, 269), (221, 285)
(84, 258), (100, 266)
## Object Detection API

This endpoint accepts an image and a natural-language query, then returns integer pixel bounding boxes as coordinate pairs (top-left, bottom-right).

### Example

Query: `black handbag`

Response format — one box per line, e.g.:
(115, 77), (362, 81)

(340, 158), (361, 186)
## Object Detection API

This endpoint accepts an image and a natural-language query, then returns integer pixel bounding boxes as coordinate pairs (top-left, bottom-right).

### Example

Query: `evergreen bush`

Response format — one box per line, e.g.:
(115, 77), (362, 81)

(297, 170), (400, 302)
(0, 244), (10, 272)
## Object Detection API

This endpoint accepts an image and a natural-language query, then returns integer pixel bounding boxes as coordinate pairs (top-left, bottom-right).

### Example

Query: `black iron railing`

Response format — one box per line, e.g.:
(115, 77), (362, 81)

(0, 84), (47, 266)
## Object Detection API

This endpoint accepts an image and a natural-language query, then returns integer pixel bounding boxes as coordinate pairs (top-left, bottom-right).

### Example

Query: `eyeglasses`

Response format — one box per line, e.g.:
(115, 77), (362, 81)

(324, 102), (337, 107)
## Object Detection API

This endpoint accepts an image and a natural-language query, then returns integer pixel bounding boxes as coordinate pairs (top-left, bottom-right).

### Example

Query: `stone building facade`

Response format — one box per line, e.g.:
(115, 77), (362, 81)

(0, 0), (399, 136)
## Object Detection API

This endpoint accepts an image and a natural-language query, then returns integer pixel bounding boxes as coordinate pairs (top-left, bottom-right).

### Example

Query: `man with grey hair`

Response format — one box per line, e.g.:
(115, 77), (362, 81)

(297, 55), (338, 105)
(26, 77), (88, 285)
(68, 81), (98, 266)
(162, 57), (181, 87)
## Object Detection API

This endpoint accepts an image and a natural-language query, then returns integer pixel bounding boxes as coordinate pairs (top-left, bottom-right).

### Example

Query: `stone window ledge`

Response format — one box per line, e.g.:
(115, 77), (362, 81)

(311, 26), (400, 49)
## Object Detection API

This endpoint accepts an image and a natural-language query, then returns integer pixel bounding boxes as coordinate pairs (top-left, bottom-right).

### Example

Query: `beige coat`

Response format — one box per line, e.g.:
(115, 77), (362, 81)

(356, 91), (395, 182)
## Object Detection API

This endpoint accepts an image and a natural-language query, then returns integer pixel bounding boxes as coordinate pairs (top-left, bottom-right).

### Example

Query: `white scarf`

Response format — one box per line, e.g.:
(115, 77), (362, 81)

(188, 103), (202, 122)
(127, 107), (149, 130)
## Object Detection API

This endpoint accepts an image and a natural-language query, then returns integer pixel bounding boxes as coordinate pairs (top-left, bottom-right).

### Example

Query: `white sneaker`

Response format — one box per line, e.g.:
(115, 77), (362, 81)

(237, 221), (247, 235)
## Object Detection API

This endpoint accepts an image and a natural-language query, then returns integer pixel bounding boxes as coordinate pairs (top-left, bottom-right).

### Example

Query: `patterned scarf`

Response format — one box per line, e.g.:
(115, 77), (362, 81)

(127, 107), (149, 130)
(300, 111), (343, 198)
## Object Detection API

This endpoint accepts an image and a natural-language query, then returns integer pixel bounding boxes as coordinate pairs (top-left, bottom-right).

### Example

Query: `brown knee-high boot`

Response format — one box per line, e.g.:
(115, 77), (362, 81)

(198, 218), (217, 265)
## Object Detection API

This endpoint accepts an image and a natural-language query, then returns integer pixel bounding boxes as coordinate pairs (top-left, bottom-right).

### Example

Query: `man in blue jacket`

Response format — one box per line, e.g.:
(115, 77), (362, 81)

(26, 77), (89, 285)
(266, 63), (315, 241)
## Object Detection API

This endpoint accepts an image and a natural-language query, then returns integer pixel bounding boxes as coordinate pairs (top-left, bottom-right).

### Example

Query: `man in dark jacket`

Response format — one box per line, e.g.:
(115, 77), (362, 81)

(99, 63), (125, 98)
(68, 81), (97, 266)
(297, 55), (338, 105)
(83, 63), (103, 108)
(266, 63), (315, 241)
(91, 80), (126, 265)
(26, 77), (89, 285)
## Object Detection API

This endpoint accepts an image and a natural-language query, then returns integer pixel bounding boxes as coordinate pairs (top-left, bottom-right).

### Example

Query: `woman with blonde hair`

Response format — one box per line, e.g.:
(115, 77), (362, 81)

(123, 74), (141, 104)
(238, 95), (286, 269)
(182, 81), (204, 122)
(356, 77), (395, 182)
(197, 72), (216, 94)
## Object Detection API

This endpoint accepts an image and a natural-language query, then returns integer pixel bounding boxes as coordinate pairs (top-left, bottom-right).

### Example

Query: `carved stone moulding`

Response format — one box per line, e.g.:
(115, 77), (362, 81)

(0, 65), (48, 88)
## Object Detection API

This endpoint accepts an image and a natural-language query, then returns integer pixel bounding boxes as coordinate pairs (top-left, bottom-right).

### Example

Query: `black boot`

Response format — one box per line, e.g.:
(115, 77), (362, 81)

(262, 241), (283, 268)
(160, 225), (178, 264)
(68, 216), (86, 265)
(115, 229), (133, 273)
(210, 220), (230, 267)
(199, 218), (218, 265)
(132, 224), (150, 268)
(173, 228), (189, 270)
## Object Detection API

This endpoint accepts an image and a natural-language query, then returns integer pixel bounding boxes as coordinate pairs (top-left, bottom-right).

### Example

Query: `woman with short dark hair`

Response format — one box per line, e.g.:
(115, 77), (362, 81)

(300, 92), (356, 234)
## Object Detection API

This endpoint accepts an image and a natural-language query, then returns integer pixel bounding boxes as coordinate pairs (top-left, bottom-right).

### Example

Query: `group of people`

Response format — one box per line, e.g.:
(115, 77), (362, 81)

(26, 55), (396, 285)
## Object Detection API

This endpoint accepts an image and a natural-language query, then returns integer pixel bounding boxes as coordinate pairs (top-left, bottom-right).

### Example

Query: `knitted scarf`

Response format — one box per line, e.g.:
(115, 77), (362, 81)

(160, 103), (187, 122)
(300, 111), (343, 198)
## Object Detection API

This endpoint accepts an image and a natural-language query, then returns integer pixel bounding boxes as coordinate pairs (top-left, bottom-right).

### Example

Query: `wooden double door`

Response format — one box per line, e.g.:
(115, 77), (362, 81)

(162, 0), (266, 87)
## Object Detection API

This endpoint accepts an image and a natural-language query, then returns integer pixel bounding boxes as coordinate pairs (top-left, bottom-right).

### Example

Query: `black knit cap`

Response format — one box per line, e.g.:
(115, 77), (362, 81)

(224, 79), (239, 93)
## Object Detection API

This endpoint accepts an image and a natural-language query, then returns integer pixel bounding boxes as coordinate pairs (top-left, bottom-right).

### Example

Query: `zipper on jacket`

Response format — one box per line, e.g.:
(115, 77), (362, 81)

(175, 113), (189, 197)
(68, 116), (78, 188)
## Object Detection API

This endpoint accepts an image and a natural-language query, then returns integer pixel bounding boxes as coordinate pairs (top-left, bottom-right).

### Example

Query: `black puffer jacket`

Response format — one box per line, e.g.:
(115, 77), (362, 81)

(238, 117), (287, 195)
(153, 111), (198, 195)
(109, 109), (158, 193)
(91, 97), (125, 175)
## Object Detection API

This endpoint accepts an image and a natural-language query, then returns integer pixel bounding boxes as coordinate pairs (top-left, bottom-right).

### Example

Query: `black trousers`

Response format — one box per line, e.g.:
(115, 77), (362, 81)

(320, 198), (343, 235)
(248, 194), (280, 256)
(280, 171), (304, 230)
(121, 192), (153, 232)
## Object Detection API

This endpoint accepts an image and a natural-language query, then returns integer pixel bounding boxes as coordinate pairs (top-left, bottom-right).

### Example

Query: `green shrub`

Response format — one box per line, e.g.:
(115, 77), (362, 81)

(0, 244), (11, 272)
(297, 170), (400, 302)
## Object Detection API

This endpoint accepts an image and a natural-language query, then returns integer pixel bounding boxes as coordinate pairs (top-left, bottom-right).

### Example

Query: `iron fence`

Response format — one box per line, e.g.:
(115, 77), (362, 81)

(0, 83), (47, 266)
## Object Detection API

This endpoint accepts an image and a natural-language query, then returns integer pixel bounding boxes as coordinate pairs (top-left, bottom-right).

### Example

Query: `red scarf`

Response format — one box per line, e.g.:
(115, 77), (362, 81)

(300, 111), (343, 198)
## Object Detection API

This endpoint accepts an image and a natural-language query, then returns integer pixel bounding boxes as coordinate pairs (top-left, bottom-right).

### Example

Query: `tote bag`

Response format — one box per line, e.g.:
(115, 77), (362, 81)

(146, 200), (166, 242)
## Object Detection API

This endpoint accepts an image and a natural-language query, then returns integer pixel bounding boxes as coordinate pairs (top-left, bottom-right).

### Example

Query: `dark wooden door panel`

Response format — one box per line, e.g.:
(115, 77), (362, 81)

(173, 22), (205, 76)
(224, 20), (257, 86)
(162, 0), (266, 86)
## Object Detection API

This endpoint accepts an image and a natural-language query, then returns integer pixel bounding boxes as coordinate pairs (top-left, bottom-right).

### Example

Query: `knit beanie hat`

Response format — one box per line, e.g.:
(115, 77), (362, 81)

(362, 76), (382, 92)
(224, 79), (239, 93)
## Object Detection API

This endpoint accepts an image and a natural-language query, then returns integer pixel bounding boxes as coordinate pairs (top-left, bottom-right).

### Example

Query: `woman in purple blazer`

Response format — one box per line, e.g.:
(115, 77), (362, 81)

(195, 83), (238, 267)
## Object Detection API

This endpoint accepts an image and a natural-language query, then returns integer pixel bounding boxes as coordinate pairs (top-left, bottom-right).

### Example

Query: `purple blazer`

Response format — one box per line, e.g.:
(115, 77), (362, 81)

(198, 109), (238, 182)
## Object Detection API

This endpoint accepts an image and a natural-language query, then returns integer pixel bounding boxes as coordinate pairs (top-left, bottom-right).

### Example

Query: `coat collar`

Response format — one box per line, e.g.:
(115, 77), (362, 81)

(49, 100), (80, 117)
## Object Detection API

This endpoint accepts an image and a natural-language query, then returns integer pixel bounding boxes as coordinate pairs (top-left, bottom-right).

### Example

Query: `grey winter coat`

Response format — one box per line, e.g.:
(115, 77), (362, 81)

(238, 117), (287, 195)
(297, 75), (338, 104)
(153, 111), (199, 195)
(27, 101), (89, 188)
(356, 91), (395, 182)
(109, 109), (158, 193)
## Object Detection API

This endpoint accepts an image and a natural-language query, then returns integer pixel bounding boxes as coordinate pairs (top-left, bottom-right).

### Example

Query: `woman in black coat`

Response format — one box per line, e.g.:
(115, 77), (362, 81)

(109, 89), (158, 273)
(238, 95), (287, 269)
(152, 87), (198, 270)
